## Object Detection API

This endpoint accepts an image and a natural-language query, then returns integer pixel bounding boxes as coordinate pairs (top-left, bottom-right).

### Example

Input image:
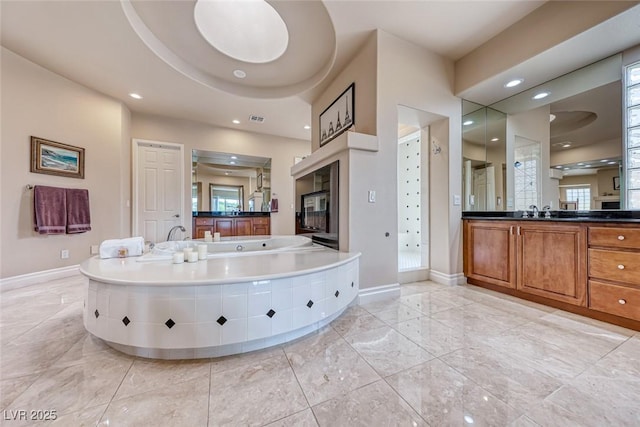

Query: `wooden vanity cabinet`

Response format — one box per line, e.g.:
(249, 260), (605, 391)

(588, 226), (640, 322)
(516, 222), (587, 306)
(463, 220), (587, 306)
(463, 220), (516, 289)
(192, 216), (270, 238)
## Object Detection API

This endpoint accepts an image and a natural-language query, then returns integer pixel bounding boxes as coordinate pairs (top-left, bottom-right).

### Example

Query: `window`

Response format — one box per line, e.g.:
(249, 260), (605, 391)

(513, 136), (541, 210)
(210, 184), (244, 212)
(625, 60), (640, 208)
(566, 187), (591, 210)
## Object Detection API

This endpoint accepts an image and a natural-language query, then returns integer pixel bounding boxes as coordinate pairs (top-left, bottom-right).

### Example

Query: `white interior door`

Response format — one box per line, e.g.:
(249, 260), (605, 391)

(133, 139), (184, 243)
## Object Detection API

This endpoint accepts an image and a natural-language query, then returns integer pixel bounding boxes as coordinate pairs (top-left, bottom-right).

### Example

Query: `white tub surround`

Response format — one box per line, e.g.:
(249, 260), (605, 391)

(80, 247), (360, 359)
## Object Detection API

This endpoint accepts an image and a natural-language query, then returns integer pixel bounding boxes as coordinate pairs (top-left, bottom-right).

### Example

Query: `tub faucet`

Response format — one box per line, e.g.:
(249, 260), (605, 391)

(167, 225), (186, 241)
(529, 205), (539, 218)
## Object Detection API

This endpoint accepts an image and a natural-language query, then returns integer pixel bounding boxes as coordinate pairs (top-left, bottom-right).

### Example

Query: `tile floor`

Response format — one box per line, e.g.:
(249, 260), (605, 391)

(1, 274), (639, 426)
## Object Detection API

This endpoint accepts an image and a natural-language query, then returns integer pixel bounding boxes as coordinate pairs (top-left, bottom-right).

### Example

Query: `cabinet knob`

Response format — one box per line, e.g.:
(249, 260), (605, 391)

(618, 299), (627, 305)
(618, 235), (625, 241)
(618, 264), (625, 270)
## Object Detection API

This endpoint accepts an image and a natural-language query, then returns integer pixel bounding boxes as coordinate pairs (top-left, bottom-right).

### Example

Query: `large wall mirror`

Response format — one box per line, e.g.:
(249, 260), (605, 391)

(463, 53), (628, 211)
(192, 150), (271, 213)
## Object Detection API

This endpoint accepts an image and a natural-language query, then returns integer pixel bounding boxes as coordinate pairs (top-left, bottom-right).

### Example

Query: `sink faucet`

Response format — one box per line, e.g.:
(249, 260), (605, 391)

(167, 225), (186, 241)
(542, 205), (552, 218)
(529, 205), (539, 218)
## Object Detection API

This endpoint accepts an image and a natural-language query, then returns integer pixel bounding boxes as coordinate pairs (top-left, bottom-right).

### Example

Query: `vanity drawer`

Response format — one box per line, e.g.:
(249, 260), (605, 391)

(194, 218), (214, 226)
(589, 280), (640, 322)
(253, 217), (269, 225)
(589, 227), (640, 249)
(588, 249), (640, 286)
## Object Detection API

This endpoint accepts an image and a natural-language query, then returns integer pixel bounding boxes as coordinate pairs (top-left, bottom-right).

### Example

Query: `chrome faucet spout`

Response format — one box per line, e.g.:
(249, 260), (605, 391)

(529, 205), (539, 218)
(167, 225), (186, 241)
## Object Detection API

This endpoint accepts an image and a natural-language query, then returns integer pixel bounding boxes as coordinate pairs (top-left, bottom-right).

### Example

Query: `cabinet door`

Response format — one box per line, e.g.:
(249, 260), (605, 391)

(517, 223), (586, 306)
(463, 220), (516, 289)
(235, 218), (253, 236)
(194, 225), (213, 239)
(214, 218), (234, 237)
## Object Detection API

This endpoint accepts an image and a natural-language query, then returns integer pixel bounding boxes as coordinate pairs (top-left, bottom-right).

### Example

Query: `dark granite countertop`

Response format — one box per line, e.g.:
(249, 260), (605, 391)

(462, 210), (640, 223)
(193, 211), (270, 217)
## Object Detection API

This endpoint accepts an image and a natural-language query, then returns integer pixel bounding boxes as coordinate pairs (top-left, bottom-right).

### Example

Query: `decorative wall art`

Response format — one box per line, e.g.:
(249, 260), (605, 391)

(319, 83), (354, 147)
(30, 136), (85, 179)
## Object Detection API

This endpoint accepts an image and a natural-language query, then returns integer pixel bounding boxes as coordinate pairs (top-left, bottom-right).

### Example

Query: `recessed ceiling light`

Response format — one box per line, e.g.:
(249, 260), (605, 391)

(577, 163), (584, 166)
(224, 172), (230, 175)
(129, 93), (143, 99)
(562, 143), (571, 148)
(608, 161), (617, 165)
(490, 137), (499, 142)
(229, 161), (236, 165)
(564, 167), (570, 170)
(600, 159), (608, 163)
(463, 120), (474, 126)
(233, 69), (247, 79)
(533, 92), (550, 100)
(584, 164), (592, 168)
(556, 165), (563, 169)
(230, 156), (237, 160)
(303, 125), (311, 130)
(504, 79), (523, 88)
(232, 119), (240, 124)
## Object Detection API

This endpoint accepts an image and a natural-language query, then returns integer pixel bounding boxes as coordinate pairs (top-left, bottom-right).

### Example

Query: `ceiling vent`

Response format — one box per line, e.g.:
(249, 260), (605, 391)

(249, 115), (265, 123)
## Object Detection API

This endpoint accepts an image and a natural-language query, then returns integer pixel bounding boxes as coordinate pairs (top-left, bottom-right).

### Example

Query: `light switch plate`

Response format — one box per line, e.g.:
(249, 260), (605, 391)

(453, 195), (461, 206)
(368, 190), (376, 203)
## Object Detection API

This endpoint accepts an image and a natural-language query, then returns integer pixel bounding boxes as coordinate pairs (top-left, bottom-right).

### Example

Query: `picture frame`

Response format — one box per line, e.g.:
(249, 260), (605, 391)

(319, 83), (354, 147)
(30, 136), (85, 179)
(257, 173), (263, 190)
(613, 176), (620, 190)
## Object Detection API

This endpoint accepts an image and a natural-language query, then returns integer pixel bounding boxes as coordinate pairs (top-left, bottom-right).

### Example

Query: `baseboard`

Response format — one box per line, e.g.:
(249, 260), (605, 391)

(429, 270), (466, 286)
(0, 265), (79, 292)
(358, 283), (401, 305)
(398, 268), (430, 284)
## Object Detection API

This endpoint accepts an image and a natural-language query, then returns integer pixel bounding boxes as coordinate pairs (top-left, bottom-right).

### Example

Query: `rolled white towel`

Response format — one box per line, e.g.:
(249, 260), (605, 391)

(99, 236), (145, 259)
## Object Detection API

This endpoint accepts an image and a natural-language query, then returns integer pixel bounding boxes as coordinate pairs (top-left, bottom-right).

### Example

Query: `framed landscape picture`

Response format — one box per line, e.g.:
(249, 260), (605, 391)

(30, 136), (85, 179)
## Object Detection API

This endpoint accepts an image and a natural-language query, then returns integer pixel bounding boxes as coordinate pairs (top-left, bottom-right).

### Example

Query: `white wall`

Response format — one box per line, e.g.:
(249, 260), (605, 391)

(377, 31), (462, 280)
(131, 113), (310, 236)
(1, 48), (131, 279)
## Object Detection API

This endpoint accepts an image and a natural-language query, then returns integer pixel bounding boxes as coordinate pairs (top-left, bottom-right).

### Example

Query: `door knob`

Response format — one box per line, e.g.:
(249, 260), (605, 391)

(173, 214), (180, 218)
(618, 299), (627, 305)
(617, 264), (625, 270)
(618, 235), (625, 241)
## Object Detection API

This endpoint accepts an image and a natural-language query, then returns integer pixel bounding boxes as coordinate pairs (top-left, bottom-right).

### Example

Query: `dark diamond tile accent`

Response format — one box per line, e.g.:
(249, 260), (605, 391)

(335, 290), (340, 298)
(217, 316), (227, 326)
(122, 316), (130, 326)
(94, 309), (99, 319)
(306, 300), (314, 308)
(165, 318), (175, 329)
(351, 281), (354, 288)
(266, 309), (276, 318)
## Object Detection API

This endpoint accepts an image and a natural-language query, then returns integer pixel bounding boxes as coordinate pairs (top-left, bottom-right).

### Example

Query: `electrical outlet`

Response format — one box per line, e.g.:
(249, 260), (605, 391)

(90, 245), (98, 255)
(60, 249), (69, 259)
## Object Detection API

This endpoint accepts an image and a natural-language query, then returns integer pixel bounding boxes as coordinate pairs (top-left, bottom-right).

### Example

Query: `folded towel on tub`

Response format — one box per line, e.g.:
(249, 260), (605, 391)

(66, 188), (91, 233)
(99, 236), (145, 259)
(33, 185), (66, 235)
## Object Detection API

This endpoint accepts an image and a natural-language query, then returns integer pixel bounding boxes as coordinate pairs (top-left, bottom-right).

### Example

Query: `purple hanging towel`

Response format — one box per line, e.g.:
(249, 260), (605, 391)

(33, 185), (66, 235)
(66, 188), (91, 233)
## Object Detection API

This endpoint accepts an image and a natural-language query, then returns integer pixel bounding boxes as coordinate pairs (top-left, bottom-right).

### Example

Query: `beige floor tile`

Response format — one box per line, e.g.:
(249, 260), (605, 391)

(114, 357), (211, 400)
(312, 380), (427, 426)
(386, 358), (521, 426)
(101, 376), (209, 427)
(0, 374), (40, 411)
(50, 404), (107, 427)
(331, 312), (387, 338)
(441, 345), (564, 413)
(0, 335), (81, 380)
(285, 328), (380, 406)
(263, 409), (318, 427)
(9, 350), (132, 416)
(393, 316), (474, 357)
(210, 345), (284, 375)
(208, 353), (308, 426)
(369, 303), (423, 325)
(344, 326), (434, 377)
